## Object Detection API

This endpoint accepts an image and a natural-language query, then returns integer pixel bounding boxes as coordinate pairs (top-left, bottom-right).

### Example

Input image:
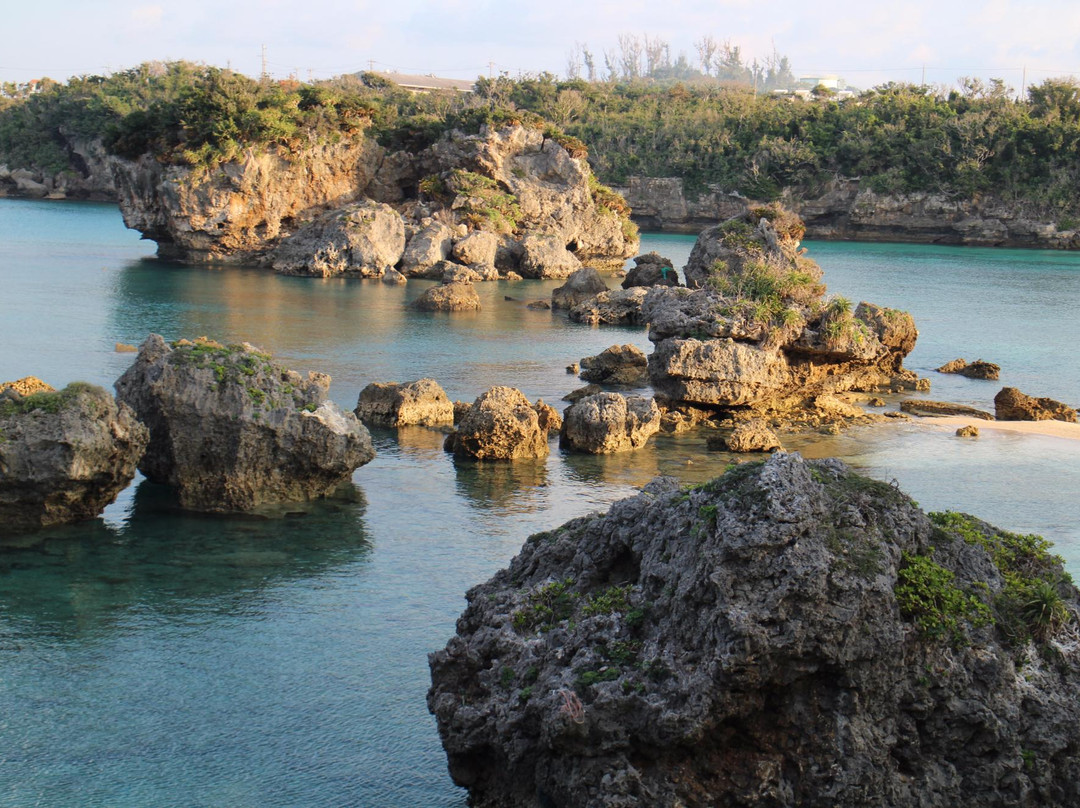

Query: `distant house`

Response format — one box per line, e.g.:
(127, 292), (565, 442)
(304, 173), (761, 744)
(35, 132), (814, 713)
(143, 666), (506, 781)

(371, 71), (475, 94)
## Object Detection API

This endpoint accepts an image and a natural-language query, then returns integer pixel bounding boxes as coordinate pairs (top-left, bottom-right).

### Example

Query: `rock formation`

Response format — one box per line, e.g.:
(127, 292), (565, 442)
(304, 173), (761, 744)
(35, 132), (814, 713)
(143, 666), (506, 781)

(354, 378), (454, 427)
(937, 358), (1001, 380)
(110, 123), (638, 275)
(643, 205), (922, 420)
(551, 268), (609, 310)
(568, 287), (649, 326)
(429, 452), (1080, 808)
(900, 400), (995, 420)
(443, 386), (550, 461)
(114, 334), (374, 511)
(559, 392), (660, 454)
(0, 382), (148, 531)
(578, 345), (649, 386)
(0, 376), (55, 396)
(621, 251), (680, 289)
(994, 387), (1078, 423)
(725, 419), (783, 452)
(411, 282), (481, 312)
(532, 399), (562, 434)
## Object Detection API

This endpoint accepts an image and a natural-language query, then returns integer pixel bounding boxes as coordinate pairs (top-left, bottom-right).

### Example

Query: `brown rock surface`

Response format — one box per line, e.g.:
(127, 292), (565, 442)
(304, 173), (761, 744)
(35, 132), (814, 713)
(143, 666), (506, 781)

(560, 392), (660, 454)
(579, 345), (649, 386)
(444, 386), (549, 460)
(994, 387), (1077, 422)
(355, 378), (454, 427)
(411, 282), (481, 312)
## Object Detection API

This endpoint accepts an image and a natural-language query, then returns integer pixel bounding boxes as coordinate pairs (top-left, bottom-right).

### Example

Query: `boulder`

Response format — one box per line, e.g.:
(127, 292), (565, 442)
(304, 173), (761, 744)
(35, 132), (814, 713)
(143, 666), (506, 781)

(726, 419), (783, 452)
(551, 267), (609, 310)
(937, 358), (1001, 380)
(444, 386), (549, 460)
(899, 399), (995, 420)
(937, 358), (968, 373)
(411, 282), (481, 312)
(270, 201), (405, 277)
(994, 387), (1077, 422)
(381, 268), (407, 285)
(440, 263), (483, 284)
(649, 338), (792, 407)
(114, 334), (374, 512)
(400, 222), (454, 277)
(563, 384), (603, 403)
(518, 234), (582, 279)
(1, 376), (55, 396)
(355, 378), (454, 427)
(568, 287), (649, 326)
(559, 392), (660, 454)
(533, 399), (562, 433)
(621, 251), (679, 289)
(579, 344), (649, 386)
(451, 231), (499, 271)
(429, 453), (1080, 808)
(0, 382), (148, 531)
(956, 425), (980, 437)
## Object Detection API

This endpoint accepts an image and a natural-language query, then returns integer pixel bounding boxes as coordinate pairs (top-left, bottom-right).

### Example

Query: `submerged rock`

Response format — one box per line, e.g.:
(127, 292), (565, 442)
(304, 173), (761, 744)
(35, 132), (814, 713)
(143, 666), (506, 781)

(115, 335), (374, 512)
(411, 282), (482, 312)
(429, 453), (1080, 808)
(0, 382), (148, 531)
(444, 386), (549, 461)
(559, 392), (660, 454)
(354, 378), (454, 427)
(900, 399), (995, 420)
(578, 344), (649, 386)
(994, 387), (1077, 422)
(725, 419), (782, 452)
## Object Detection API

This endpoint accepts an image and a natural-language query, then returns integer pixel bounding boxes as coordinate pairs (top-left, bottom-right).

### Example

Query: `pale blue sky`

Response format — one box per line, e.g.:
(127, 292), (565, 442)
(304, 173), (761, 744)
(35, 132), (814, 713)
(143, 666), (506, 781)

(3, 0), (1078, 92)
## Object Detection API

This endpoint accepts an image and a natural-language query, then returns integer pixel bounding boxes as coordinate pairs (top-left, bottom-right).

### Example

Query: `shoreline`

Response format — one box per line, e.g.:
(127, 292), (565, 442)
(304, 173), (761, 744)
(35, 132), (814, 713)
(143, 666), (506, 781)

(905, 413), (1080, 441)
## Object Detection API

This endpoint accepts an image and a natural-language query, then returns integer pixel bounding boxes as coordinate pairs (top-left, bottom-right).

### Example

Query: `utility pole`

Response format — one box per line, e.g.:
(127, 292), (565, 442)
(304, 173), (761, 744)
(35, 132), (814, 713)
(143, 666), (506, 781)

(921, 64), (925, 86)
(260, 44), (268, 82)
(1021, 65), (1027, 100)
(488, 61), (495, 78)
(368, 59), (374, 72)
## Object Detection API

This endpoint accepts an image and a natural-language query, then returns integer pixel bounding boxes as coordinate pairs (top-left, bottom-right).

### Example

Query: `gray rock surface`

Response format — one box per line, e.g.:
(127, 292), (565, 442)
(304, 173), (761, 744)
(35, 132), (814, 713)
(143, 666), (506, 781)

(429, 452), (1080, 808)
(400, 222), (454, 277)
(518, 234), (582, 279)
(568, 287), (648, 326)
(270, 200), (405, 277)
(0, 383), (148, 531)
(114, 334), (374, 512)
(354, 378), (454, 427)
(551, 267), (609, 310)
(579, 344), (649, 386)
(726, 419), (783, 452)
(559, 392), (660, 454)
(411, 282), (481, 312)
(444, 386), (550, 460)
(621, 251), (679, 289)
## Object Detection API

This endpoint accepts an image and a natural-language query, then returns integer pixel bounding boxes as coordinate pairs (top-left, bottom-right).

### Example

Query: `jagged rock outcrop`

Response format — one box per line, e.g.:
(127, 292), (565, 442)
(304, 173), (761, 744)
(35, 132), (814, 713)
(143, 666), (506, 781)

(936, 358), (1001, 380)
(0, 137), (119, 200)
(551, 268), (609, 310)
(645, 205), (923, 417)
(725, 419), (782, 452)
(900, 400), (995, 420)
(0, 382), (148, 531)
(621, 251), (680, 289)
(354, 378), (454, 427)
(568, 287), (648, 326)
(110, 123), (638, 272)
(1, 376), (55, 396)
(114, 334), (374, 511)
(429, 452), (1080, 808)
(994, 387), (1078, 423)
(411, 282), (481, 312)
(559, 392), (660, 454)
(270, 201), (405, 277)
(579, 345), (649, 386)
(443, 386), (549, 461)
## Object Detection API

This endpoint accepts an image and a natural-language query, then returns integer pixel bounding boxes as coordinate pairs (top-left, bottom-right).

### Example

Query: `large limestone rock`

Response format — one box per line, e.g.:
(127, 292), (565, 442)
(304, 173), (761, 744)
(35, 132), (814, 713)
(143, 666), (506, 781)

(579, 344), (649, 386)
(451, 230), (499, 273)
(936, 358), (1001, 380)
(400, 222), (454, 277)
(994, 387), (1077, 422)
(518, 234), (582, 279)
(621, 251), (679, 289)
(0, 382), (148, 531)
(725, 419), (782, 452)
(114, 335), (374, 512)
(270, 200), (405, 277)
(429, 453), (1080, 808)
(444, 386), (549, 460)
(551, 267), (609, 310)
(354, 378), (454, 427)
(411, 282), (482, 312)
(568, 287), (648, 326)
(645, 206), (921, 416)
(559, 392), (660, 454)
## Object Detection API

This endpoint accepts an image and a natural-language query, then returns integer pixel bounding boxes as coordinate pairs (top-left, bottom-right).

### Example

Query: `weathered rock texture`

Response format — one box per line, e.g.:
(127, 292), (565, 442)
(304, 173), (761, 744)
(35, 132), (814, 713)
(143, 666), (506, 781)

(429, 452), (1080, 808)
(726, 419), (782, 452)
(411, 282), (481, 312)
(444, 386), (550, 461)
(551, 268), (609, 310)
(354, 378), (454, 427)
(579, 344), (649, 386)
(937, 358), (1001, 380)
(568, 287), (648, 326)
(1, 376), (55, 396)
(559, 392), (660, 454)
(114, 334), (374, 511)
(621, 251), (680, 289)
(900, 400), (995, 420)
(0, 382), (148, 531)
(110, 124), (637, 274)
(994, 387), (1078, 423)
(623, 175), (1080, 250)
(644, 205), (921, 420)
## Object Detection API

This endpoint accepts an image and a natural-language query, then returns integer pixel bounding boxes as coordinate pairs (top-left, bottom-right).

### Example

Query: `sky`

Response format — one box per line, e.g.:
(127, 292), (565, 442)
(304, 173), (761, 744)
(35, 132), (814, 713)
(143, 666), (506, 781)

(3, 0), (1079, 93)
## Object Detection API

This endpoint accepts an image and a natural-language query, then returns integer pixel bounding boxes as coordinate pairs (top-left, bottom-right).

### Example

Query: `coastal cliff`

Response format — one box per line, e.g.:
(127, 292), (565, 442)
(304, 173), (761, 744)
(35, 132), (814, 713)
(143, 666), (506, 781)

(429, 453), (1080, 807)
(623, 176), (1080, 249)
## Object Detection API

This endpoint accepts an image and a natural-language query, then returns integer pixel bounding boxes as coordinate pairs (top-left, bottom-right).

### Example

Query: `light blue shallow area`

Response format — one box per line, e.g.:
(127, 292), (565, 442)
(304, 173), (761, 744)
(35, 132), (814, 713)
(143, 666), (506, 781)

(0, 199), (1078, 806)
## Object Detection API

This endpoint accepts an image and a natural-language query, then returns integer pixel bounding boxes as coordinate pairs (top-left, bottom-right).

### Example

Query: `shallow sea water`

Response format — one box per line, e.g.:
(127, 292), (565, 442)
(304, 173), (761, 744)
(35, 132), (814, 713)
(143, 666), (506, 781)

(0, 200), (1078, 806)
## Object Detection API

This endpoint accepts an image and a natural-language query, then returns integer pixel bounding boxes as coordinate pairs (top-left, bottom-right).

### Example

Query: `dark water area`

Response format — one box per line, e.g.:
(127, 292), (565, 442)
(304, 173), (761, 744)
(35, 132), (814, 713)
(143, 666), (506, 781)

(1, 199), (1078, 806)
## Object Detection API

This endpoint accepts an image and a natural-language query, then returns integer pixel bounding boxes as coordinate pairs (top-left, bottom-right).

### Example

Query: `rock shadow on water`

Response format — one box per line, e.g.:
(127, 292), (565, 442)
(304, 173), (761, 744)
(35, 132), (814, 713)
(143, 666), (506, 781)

(0, 478), (372, 640)
(452, 456), (550, 515)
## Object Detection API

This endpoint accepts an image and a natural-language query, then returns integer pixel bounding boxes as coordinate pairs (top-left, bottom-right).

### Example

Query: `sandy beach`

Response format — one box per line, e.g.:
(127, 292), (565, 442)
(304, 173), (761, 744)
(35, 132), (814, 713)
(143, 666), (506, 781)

(909, 414), (1080, 440)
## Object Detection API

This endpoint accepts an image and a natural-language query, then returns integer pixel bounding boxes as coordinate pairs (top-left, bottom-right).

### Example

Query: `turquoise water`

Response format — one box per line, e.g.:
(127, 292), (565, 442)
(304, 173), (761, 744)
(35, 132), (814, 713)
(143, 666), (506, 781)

(1, 200), (1078, 806)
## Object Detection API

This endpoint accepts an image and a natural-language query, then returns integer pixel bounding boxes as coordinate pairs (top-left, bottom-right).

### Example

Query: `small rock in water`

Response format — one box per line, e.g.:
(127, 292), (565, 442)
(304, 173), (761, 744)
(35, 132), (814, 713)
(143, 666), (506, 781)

(956, 425), (980, 437)
(115, 342), (138, 353)
(565, 363), (580, 374)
